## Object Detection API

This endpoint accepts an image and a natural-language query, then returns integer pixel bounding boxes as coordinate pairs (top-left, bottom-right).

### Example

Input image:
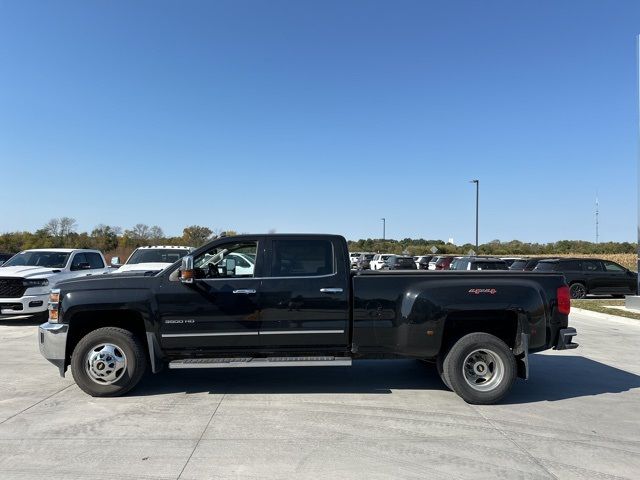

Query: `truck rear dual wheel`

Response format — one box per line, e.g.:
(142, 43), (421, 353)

(442, 333), (516, 405)
(71, 327), (147, 397)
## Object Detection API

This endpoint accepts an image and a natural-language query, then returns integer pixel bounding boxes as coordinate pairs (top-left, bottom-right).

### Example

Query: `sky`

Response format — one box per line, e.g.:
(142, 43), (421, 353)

(0, 0), (638, 244)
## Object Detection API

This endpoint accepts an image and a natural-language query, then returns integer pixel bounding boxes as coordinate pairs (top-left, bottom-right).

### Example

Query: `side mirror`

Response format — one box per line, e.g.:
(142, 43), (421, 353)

(180, 255), (195, 284)
(110, 257), (121, 267)
(72, 262), (91, 271)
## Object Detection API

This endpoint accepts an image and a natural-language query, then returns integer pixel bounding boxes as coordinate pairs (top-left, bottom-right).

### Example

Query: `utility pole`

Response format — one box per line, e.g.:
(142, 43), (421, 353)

(470, 180), (479, 251)
(381, 218), (386, 240)
(595, 193), (599, 244)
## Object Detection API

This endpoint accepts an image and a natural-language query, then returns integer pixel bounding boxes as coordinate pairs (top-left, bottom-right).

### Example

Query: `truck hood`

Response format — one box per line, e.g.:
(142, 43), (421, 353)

(56, 270), (160, 291)
(0, 265), (61, 278)
(115, 262), (171, 273)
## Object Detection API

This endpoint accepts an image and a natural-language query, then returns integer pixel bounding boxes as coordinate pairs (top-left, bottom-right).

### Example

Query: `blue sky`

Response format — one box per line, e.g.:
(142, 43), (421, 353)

(0, 1), (638, 243)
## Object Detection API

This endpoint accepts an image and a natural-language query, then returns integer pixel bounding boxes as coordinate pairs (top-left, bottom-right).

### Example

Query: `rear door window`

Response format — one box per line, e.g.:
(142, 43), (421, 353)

(560, 260), (582, 271)
(583, 260), (603, 272)
(271, 239), (334, 277)
(535, 262), (556, 271)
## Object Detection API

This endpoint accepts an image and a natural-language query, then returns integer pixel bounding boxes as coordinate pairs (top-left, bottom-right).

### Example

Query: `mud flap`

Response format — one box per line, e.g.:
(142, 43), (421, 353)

(515, 332), (529, 380)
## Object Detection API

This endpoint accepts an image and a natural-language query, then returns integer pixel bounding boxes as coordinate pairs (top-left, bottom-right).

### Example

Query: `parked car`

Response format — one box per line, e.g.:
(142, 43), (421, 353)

(370, 254), (393, 270)
(112, 246), (194, 273)
(381, 255), (418, 270)
(414, 255), (433, 270)
(356, 253), (375, 270)
(0, 248), (110, 320)
(450, 257), (509, 271)
(349, 252), (362, 268)
(38, 233), (577, 404)
(509, 258), (545, 271)
(429, 256), (456, 270)
(501, 257), (522, 268)
(0, 253), (14, 266)
(534, 258), (637, 299)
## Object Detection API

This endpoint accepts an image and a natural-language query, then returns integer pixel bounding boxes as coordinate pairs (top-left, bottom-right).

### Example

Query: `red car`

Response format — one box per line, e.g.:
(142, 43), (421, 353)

(429, 255), (456, 270)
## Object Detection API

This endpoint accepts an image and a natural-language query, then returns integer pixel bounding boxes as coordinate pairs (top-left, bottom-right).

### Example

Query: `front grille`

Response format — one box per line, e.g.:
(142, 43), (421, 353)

(0, 278), (27, 298)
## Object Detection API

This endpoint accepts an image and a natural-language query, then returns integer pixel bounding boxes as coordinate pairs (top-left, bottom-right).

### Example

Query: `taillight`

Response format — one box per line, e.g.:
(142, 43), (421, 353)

(557, 285), (571, 315)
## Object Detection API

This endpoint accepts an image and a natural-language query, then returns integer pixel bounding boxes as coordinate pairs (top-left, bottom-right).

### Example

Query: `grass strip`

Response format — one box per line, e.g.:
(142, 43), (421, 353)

(572, 299), (640, 320)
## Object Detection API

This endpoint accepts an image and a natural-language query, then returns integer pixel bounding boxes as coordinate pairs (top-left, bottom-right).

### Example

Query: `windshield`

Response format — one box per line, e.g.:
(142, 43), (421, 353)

(2, 251), (70, 268)
(127, 249), (190, 265)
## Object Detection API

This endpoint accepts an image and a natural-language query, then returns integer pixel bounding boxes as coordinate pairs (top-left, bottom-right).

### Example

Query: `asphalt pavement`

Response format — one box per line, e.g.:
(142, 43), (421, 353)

(0, 310), (639, 480)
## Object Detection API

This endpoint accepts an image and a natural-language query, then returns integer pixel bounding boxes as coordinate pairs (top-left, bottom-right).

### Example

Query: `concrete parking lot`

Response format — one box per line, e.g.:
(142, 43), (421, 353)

(0, 311), (639, 480)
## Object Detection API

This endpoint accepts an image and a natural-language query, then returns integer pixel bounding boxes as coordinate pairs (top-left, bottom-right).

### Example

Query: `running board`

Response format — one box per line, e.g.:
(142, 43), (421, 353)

(169, 356), (353, 369)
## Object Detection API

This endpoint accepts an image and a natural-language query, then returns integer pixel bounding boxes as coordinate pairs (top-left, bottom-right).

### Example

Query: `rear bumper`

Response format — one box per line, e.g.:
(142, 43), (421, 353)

(38, 322), (68, 376)
(554, 327), (578, 350)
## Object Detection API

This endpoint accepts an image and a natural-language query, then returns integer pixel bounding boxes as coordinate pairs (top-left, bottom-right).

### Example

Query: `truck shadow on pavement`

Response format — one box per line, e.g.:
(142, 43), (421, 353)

(132, 354), (640, 404)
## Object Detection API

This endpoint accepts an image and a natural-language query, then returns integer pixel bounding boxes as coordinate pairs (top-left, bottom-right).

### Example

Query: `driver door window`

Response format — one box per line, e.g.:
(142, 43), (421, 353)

(194, 242), (258, 279)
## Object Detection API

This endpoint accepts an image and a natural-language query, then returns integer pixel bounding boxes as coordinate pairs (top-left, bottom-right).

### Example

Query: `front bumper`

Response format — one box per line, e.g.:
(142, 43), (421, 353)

(0, 294), (48, 316)
(38, 322), (68, 376)
(554, 327), (578, 350)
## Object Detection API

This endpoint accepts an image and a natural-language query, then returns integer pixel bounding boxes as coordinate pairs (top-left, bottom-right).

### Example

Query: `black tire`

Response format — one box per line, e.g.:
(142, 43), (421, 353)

(71, 327), (147, 397)
(569, 282), (587, 299)
(443, 333), (516, 405)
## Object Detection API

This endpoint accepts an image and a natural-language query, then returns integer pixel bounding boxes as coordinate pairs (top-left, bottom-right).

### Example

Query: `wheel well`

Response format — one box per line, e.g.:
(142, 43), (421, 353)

(441, 310), (518, 353)
(65, 310), (147, 366)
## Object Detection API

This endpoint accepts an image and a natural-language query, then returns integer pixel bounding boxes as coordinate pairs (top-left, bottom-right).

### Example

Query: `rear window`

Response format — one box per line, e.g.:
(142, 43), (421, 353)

(535, 262), (556, 271)
(509, 260), (527, 270)
(364, 254), (375, 260)
(473, 261), (507, 270)
(583, 260), (603, 272)
(397, 257), (414, 265)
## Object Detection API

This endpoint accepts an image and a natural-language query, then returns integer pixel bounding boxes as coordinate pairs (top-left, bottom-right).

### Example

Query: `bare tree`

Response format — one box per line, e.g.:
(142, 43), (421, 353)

(44, 218), (60, 237)
(59, 217), (77, 237)
(149, 225), (164, 241)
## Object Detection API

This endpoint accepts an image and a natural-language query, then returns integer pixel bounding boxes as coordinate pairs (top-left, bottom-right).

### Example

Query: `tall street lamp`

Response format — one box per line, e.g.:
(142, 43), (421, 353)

(470, 180), (479, 251)
(381, 218), (386, 240)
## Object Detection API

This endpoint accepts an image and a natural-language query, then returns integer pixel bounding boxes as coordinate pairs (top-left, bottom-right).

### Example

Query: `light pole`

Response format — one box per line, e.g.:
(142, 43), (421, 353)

(470, 180), (479, 251)
(381, 218), (386, 240)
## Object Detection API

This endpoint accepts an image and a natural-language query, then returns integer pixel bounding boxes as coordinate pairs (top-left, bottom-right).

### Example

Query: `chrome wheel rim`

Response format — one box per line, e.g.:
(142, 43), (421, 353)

(570, 284), (585, 299)
(85, 343), (127, 385)
(462, 349), (504, 392)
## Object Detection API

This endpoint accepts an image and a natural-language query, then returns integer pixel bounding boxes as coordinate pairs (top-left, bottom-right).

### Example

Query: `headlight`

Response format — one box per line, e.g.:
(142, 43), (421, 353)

(23, 278), (49, 288)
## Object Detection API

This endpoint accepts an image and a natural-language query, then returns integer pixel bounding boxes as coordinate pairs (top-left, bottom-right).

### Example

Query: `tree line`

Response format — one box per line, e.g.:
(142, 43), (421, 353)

(347, 238), (637, 256)
(0, 218), (233, 255)
(0, 218), (636, 257)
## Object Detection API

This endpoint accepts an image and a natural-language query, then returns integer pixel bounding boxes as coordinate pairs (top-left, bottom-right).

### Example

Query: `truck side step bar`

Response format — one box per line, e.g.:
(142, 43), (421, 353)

(168, 356), (353, 369)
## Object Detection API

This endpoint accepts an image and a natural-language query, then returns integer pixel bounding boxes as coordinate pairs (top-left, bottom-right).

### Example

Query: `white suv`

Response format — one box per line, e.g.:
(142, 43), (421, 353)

(370, 254), (394, 270)
(0, 249), (110, 319)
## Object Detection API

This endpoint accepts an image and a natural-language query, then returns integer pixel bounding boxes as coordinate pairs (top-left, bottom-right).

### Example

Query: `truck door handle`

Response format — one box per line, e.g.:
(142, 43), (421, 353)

(233, 289), (257, 294)
(320, 288), (343, 294)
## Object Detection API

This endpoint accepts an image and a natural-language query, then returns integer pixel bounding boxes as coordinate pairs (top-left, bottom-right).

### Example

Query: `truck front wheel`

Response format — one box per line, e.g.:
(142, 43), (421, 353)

(71, 327), (147, 397)
(443, 333), (516, 405)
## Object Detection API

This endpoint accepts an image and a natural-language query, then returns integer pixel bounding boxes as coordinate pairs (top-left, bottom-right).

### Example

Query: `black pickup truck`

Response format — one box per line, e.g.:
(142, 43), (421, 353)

(39, 234), (577, 404)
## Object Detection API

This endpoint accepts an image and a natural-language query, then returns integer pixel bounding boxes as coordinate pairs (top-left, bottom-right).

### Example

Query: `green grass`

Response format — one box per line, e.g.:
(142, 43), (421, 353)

(571, 299), (640, 320)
